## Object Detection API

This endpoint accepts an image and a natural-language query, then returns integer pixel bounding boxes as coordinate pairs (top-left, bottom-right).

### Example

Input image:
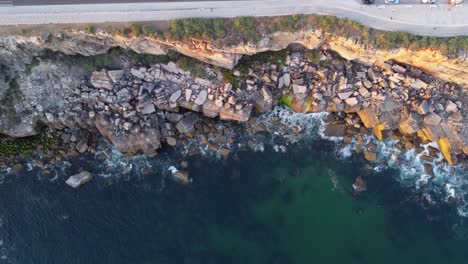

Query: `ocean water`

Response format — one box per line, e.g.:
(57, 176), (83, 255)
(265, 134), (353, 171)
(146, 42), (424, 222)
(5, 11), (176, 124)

(1, 137), (468, 264)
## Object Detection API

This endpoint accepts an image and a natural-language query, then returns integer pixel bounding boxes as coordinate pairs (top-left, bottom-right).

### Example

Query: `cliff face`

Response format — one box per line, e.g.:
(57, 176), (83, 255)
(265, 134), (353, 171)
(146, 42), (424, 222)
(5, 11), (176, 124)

(0, 28), (467, 169)
(1, 30), (466, 85)
(0, 29), (467, 142)
(326, 37), (468, 87)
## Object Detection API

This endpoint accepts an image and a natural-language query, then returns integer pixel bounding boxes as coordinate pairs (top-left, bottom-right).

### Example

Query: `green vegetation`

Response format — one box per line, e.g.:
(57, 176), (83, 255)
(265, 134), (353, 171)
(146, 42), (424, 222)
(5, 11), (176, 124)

(236, 49), (288, 73)
(25, 57), (40, 75)
(220, 69), (238, 90)
(312, 16), (468, 56)
(175, 55), (210, 79)
(41, 48), (171, 71)
(304, 49), (322, 65)
(99, 15), (466, 56)
(279, 93), (294, 107)
(233, 17), (259, 43)
(320, 59), (331, 68)
(0, 77), (23, 129)
(271, 15), (308, 32)
(0, 132), (56, 158)
(163, 16), (307, 43)
(84, 25), (96, 34)
(60, 50), (116, 71)
(141, 25), (156, 36)
(165, 18), (228, 40)
(0, 78), (23, 113)
(129, 24), (142, 36)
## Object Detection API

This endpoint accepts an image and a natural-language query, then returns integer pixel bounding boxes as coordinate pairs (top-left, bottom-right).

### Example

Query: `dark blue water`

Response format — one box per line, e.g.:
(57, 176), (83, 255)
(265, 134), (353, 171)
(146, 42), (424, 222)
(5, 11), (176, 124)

(1, 139), (468, 264)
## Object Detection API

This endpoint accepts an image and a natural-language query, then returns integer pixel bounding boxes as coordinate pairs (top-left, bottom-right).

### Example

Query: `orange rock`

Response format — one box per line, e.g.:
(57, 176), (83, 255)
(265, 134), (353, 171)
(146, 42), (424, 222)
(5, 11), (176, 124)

(437, 137), (453, 166)
(357, 107), (380, 128)
(174, 171), (190, 184)
(373, 122), (386, 141)
(364, 151), (377, 162)
(353, 176), (367, 192)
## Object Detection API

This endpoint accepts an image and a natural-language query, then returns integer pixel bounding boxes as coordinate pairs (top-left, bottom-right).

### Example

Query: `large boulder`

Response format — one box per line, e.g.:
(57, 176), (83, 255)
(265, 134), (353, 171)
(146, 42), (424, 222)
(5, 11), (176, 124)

(130, 68), (145, 79)
(398, 111), (421, 135)
(194, 90), (208, 105)
(220, 105), (252, 122)
(107, 70), (124, 83)
(95, 114), (161, 157)
(323, 122), (347, 137)
(176, 113), (199, 134)
(66, 171), (93, 188)
(202, 100), (220, 118)
(90, 70), (113, 90)
(423, 113), (442, 126)
(253, 86), (273, 113)
(357, 107), (380, 128)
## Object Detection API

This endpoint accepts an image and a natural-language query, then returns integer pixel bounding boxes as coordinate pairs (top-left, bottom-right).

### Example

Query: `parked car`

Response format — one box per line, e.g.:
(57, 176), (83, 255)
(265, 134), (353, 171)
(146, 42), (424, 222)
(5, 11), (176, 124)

(384, 0), (400, 4)
(362, 0), (375, 4)
(421, 0), (436, 3)
(449, 0), (464, 5)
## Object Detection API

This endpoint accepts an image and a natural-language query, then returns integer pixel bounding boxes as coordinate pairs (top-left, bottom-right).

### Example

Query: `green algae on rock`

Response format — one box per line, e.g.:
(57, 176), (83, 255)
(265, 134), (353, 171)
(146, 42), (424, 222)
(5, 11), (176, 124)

(0, 132), (57, 158)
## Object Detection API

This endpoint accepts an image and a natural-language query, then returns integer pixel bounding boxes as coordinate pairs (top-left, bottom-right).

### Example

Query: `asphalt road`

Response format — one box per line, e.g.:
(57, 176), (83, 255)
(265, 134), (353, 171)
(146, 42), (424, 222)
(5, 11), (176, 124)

(0, 0), (466, 37)
(12, 0), (250, 5)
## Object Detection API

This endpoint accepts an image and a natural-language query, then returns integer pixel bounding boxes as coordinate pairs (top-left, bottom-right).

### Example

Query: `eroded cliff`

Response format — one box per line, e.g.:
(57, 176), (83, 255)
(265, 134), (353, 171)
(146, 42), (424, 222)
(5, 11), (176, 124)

(1, 29), (466, 85)
(0, 19), (467, 169)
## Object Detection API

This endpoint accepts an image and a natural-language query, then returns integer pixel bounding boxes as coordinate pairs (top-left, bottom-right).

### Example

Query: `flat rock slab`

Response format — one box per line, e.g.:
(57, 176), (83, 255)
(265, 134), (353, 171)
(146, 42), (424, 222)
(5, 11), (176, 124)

(176, 113), (199, 134)
(130, 68), (145, 79)
(66, 171), (93, 188)
(410, 79), (428, 89)
(292, 84), (307, 94)
(323, 123), (347, 137)
(170, 90), (182, 102)
(283, 73), (291, 87)
(90, 70), (113, 90)
(141, 103), (156, 114)
(424, 113), (442, 125)
(338, 91), (353, 100)
(107, 70), (124, 83)
(345, 97), (358, 107)
(194, 90), (208, 105)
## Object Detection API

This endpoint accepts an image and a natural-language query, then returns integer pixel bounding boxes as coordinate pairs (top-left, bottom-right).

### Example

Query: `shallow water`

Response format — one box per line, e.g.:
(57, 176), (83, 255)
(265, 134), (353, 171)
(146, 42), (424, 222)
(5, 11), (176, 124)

(1, 138), (468, 264)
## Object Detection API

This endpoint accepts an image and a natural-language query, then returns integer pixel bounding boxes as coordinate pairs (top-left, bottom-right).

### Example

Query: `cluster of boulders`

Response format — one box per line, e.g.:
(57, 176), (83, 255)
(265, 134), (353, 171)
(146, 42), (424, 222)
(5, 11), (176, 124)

(63, 60), (273, 156)
(6, 48), (465, 171)
(271, 51), (467, 166)
(59, 49), (466, 167)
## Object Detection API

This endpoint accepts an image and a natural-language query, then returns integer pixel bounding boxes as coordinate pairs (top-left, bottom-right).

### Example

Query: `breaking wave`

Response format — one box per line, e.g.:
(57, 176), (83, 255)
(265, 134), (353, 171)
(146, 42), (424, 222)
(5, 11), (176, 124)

(248, 106), (468, 217)
(336, 134), (468, 217)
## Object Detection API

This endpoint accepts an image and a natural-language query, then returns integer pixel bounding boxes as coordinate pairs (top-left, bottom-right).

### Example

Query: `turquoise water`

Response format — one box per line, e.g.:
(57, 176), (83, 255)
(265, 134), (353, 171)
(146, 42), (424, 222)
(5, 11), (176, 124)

(0, 139), (468, 264)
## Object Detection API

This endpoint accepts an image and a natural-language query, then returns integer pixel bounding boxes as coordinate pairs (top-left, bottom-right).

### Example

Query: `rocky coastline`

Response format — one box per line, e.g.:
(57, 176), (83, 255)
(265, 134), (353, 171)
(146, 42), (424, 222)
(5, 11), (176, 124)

(1, 46), (466, 180)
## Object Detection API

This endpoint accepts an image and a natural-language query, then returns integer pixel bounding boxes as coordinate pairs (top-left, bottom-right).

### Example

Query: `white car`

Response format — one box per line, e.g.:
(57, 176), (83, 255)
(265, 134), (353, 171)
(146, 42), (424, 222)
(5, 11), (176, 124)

(449, 0), (464, 5)
(421, 0), (436, 3)
(385, 0), (400, 4)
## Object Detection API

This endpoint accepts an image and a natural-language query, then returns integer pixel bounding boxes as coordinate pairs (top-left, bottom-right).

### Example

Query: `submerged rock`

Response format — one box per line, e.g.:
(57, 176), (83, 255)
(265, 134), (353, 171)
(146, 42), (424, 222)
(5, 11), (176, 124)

(66, 171), (93, 188)
(352, 176), (367, 192)
(364, 151), (377, 162)
(168, 166), (191, 184)
(323, 123), (347, 137)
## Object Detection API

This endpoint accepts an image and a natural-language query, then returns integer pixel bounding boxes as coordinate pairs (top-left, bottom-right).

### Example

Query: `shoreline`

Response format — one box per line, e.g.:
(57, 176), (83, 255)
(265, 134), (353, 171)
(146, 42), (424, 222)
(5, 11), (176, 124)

(0, 0), (467, 37)
(1, 46), (466, 174)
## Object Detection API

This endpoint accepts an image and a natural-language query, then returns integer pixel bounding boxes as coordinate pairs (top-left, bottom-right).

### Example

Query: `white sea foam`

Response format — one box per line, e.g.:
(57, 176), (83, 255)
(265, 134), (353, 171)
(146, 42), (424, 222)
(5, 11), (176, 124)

(88, 105), (468, 216)
(334, 132), (468, 217)
(273, 145), (287, 153)
(255, 106), (328, 142)
(256, 107), (468, 217)
(337, 144), (353, 159)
